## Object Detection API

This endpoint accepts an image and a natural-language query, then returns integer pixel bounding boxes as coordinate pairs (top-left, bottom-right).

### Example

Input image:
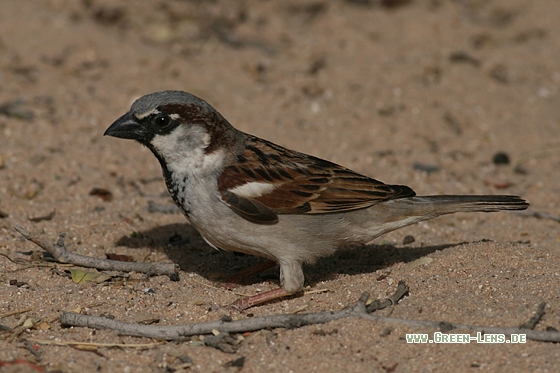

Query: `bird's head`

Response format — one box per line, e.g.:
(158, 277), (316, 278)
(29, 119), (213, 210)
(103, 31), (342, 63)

(105, 90), (243, 172)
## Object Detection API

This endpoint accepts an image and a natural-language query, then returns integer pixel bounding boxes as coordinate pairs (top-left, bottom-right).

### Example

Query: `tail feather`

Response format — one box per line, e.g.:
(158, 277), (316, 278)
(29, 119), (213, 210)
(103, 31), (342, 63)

(352, 194), (528, 242)
(418, 195), (529, 214)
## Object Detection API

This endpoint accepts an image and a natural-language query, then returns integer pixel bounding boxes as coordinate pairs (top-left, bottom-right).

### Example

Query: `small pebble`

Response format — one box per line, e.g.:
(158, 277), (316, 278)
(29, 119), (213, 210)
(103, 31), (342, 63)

(449, 51), (481, 67)
(489, 64), (510, 84)
(380, 327), (393, 337)
(493, 152), (510, 165)
(402, 235), (415, 245)
(228, 357), (245, 368)
(178, 355), (193, 365)
(376, 271), (390, 281)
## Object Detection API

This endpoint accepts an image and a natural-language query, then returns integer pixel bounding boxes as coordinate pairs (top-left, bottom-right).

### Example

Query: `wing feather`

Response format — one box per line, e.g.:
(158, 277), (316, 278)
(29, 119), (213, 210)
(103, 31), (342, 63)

(217, 136), (415, 222)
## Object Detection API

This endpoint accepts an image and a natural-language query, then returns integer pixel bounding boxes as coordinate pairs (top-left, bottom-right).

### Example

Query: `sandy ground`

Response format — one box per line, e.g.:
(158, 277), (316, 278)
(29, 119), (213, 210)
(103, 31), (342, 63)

(1, 0), (560, 372)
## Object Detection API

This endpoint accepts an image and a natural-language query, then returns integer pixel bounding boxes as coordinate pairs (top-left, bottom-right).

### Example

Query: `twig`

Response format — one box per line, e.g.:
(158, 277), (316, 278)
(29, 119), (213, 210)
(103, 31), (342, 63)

(23, 340), (42, 361)
(0, 252), (23, 264)
(14, 225), (179, 276)
(359, 314), (560, 343)
(304, 288), (328, 296)
(26, 338), (164, 348)
(366, 280), (409, 313)
(0, 309), (33, 318)
(1, 252), (73, 271)
(519, 302), (546, 330)
(59, 287), (560, 343)
(60, 285), (407, 339)
(60, 292), (376, 339)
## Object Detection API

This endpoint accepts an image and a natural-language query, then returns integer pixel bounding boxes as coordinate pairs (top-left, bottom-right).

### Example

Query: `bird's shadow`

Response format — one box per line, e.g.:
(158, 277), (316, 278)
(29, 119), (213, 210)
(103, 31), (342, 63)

(115, 223), (466, 287)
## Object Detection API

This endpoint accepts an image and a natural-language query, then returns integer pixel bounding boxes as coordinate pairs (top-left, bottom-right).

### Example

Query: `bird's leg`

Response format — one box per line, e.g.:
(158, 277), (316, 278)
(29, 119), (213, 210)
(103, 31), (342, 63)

(221, 259), (277, 289)
(227, 259), (304, 309)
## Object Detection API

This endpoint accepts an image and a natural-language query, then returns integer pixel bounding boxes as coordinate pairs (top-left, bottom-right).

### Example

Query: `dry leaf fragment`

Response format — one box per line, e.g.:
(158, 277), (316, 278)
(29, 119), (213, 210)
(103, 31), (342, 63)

(22, 317), (41, 329)
(189, 298), (207, 306)
(407, 256), (434, 270)
(70, 269), (97, 284)
(70, 269), (112, 284)
(34, 321), (51, 330)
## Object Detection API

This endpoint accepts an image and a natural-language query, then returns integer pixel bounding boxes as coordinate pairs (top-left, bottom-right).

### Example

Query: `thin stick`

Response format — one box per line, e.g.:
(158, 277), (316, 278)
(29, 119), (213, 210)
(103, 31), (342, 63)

(59, 289), (560, 343)
(14, 225), (179, 276)
(0, 309), (33, 318)
(59, 293), (374, 339)
(26, 338), (165, 348)
(358, 313), (559, 342)
(366, 280), (409, 313)
(60, 285), (399, 338)
(519, 302), (546, 330)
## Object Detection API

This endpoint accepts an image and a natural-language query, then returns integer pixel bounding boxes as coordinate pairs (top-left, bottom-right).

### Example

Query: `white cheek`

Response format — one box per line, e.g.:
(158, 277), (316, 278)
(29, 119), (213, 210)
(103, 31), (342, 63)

(150, 125), (224, 174)
(229, 181), (277, 198)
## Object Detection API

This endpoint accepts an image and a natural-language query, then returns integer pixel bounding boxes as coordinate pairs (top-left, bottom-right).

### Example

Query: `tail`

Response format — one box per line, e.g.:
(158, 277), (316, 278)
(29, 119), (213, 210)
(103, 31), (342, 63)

(355, 195), (528, 242)
(416, 195), (529, 215)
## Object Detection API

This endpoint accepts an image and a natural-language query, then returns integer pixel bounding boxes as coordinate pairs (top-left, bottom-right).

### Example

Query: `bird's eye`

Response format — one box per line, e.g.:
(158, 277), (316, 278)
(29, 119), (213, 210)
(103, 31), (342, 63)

(155, 114), (170, 127)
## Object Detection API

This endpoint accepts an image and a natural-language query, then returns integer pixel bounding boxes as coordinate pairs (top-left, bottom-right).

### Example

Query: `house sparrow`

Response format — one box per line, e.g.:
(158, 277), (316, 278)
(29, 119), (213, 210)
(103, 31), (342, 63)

(105, 90), (529, 309)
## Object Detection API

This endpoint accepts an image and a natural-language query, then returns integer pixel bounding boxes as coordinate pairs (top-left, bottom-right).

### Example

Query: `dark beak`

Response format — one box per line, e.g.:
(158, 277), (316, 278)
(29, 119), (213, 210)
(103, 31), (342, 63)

(104, 112), (144, 140)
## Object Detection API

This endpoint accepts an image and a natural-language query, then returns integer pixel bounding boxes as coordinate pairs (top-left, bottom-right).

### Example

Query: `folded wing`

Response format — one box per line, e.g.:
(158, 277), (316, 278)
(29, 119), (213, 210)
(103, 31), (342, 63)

(217, 136), (415, 224)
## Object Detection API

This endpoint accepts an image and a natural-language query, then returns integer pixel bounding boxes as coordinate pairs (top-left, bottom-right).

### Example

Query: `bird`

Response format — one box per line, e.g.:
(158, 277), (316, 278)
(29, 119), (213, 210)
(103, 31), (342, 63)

(104, 90), (529, 309)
